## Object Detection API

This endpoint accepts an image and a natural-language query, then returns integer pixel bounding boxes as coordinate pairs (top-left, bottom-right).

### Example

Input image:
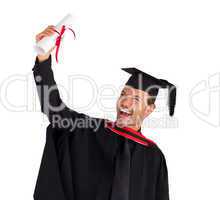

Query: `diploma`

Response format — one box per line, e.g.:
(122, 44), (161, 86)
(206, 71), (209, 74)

(34, 14), (73, 55)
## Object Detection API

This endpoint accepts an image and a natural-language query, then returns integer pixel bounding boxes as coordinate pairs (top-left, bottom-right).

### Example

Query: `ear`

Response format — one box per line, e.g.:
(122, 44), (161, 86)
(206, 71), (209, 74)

(143, 104), (156, 118)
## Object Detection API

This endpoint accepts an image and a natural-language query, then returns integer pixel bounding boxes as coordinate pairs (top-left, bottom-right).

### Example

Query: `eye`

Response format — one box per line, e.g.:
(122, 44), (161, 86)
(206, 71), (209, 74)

(120, 91), (125, 96)
(133, 96), (140, 102)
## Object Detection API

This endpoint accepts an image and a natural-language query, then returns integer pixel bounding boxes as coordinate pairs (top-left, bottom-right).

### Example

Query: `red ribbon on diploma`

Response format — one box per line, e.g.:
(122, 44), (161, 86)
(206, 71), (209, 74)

(53, 25), (76, 63)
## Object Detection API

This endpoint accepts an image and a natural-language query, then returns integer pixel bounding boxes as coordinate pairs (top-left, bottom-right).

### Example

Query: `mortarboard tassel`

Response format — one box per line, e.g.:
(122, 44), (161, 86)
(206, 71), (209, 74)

(159, 79), (177, 116)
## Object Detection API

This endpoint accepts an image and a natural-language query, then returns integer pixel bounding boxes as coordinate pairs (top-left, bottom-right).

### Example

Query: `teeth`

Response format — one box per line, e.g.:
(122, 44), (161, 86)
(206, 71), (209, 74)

(120, 108), (131, 114)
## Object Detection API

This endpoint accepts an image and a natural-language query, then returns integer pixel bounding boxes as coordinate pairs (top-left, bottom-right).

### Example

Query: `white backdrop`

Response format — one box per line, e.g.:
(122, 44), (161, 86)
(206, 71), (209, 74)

(0, 0), (220, 199)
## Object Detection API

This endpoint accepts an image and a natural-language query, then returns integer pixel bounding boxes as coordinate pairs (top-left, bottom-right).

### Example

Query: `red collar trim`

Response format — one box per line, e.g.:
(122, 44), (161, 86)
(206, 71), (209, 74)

(105, 120), (155, 147)
(122, 126), (144, 138)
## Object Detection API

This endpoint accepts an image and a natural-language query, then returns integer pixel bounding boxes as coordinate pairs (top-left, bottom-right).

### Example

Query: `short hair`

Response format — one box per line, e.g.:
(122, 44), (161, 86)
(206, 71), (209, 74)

(147, 95), (156, 105)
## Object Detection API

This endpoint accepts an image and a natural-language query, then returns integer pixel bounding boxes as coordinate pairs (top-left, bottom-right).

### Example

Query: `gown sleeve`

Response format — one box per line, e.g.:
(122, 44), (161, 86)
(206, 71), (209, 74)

(156, 151), (170, 200)
(32, 55), (88, 131)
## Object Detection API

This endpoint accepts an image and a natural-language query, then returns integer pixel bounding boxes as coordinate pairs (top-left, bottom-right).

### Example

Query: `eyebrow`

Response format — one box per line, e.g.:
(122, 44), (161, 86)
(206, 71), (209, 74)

(134, 95), (141, 99)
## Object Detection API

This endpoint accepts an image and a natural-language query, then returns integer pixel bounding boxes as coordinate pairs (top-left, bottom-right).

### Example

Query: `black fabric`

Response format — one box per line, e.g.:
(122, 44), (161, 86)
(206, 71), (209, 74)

(113, 125), (149, 144)
(32, 55), (170, 200)
(110, 139), (131, 200)
(122, 68), (160, 97)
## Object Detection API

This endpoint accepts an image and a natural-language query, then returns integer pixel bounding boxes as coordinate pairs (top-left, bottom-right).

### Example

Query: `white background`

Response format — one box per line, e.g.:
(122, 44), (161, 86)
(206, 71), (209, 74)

(0, 0), (220, 199)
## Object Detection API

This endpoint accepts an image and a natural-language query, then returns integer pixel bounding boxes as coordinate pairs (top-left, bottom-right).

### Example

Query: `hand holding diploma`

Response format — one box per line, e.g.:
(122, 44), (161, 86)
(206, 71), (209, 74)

(35, 25), (56, 63)
(34, 14), (75, 63)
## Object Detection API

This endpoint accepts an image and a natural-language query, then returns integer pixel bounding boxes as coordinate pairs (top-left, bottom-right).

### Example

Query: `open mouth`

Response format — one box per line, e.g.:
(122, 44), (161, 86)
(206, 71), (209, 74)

(119, 108), (132, 118)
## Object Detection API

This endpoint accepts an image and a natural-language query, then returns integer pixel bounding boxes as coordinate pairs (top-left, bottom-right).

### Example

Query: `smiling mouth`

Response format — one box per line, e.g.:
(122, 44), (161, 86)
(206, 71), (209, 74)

(119, 108), (132, 118)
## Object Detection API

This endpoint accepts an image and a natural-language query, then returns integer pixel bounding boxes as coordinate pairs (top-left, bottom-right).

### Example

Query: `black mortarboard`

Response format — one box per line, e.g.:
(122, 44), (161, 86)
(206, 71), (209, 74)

(121, 67), (177, 116)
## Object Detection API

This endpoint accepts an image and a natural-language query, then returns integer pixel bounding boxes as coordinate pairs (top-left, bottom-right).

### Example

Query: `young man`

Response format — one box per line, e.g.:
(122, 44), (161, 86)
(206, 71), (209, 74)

(33, 25), (176, 200)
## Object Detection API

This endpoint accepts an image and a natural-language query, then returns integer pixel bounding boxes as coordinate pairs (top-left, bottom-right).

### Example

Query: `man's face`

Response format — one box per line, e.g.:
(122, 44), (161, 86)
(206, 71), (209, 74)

(116, 86), (155, 128)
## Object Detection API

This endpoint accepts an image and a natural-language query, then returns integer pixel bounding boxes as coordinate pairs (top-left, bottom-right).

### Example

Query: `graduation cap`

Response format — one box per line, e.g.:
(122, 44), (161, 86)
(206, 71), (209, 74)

(121, 67), (177, 116)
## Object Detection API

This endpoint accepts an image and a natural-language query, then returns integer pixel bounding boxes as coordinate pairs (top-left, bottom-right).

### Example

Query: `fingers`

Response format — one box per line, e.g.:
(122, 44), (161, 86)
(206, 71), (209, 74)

(44, 25), (57, 34)
(35, 25), (56, 42)
(35, 33), (47, 42)
(35, 25), (57, 57)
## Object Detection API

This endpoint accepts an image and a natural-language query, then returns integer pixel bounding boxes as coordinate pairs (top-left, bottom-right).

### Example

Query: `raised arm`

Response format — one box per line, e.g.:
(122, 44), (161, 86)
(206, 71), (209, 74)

(32, 25), (87, 130)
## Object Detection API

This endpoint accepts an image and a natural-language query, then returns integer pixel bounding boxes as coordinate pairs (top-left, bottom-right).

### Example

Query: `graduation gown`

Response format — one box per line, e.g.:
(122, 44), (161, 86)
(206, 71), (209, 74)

(32, 55), (170, 200)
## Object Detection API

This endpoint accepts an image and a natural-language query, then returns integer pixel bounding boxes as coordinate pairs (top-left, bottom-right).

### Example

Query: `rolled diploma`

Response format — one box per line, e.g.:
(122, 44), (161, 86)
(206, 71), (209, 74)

(34, 14), (73, 55)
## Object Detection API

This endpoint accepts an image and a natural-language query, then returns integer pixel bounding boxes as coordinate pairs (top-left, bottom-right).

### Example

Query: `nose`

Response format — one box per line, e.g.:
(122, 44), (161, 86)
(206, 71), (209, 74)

(120, 96), (133, 109)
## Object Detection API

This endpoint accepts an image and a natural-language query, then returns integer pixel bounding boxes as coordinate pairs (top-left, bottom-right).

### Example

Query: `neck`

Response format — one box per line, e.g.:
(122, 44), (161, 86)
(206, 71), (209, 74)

(116, 121), (142, 132)
(128, 125), (141, 132)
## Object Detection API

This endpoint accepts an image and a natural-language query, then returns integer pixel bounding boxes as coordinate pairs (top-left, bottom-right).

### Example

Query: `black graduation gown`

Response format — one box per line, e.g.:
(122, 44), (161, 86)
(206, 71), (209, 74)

(32, 55), (170, 200)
